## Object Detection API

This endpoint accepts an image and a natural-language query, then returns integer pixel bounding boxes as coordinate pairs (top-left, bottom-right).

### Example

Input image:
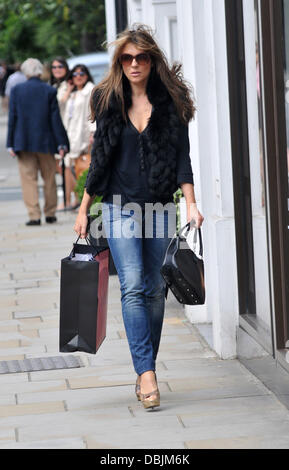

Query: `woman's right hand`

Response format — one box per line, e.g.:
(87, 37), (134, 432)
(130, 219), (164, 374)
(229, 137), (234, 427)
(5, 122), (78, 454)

(74, 189), (94, 238)
(67, 81), (74, 92)
(60, 81), (74, 103)
(74, 211), (88, 239)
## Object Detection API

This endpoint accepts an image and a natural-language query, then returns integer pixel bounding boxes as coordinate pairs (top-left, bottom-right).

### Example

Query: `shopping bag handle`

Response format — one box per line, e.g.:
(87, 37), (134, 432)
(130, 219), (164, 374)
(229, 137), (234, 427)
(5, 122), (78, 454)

(68, 235), (93, 259)
(178, 222), (203, 258)
(74, 235), (92, 245)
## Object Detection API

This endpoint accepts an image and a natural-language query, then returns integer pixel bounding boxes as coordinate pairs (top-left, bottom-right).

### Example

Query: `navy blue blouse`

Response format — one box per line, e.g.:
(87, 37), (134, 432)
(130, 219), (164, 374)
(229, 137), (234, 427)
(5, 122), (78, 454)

(103, 119), (194, 207)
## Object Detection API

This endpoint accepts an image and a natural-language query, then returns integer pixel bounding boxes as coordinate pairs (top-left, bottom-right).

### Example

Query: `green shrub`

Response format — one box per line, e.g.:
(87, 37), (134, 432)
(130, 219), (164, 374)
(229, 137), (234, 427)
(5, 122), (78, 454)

(74, 169), (102, 217)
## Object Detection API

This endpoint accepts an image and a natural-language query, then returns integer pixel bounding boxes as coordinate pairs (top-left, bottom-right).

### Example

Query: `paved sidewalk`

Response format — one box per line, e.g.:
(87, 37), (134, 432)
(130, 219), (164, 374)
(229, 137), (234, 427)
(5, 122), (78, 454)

(1, 194), (289, 449)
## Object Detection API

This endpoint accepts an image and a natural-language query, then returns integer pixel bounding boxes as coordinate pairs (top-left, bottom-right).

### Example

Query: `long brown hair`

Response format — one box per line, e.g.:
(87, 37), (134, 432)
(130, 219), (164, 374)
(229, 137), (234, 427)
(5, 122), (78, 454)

(90, 24), (196, 125)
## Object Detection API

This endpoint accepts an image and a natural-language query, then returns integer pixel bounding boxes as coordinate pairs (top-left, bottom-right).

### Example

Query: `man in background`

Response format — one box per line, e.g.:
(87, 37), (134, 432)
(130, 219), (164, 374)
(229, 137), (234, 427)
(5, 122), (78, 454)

(6, 58), (69, 226)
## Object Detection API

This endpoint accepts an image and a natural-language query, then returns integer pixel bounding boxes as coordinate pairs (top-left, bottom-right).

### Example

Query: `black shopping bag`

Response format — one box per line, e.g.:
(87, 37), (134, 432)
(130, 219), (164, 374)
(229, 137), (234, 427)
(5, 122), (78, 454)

(59, 236), (109, 354)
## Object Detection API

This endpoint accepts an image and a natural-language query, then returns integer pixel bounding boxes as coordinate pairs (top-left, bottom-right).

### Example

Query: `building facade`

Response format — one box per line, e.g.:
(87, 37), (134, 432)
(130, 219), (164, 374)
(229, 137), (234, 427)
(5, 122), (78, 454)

(104, 0), (289, 396)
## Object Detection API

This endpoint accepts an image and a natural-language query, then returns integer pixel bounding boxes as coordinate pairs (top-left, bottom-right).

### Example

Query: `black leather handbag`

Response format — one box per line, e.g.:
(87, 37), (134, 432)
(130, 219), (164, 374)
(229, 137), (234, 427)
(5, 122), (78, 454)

(160, 222), (205, 305)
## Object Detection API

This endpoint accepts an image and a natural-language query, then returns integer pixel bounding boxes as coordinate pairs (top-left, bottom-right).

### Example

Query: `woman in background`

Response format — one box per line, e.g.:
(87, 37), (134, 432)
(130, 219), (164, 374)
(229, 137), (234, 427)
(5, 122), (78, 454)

(50, 57), (71, 120)
(50, 57), (72, 209)
(61, 64), (95, 210)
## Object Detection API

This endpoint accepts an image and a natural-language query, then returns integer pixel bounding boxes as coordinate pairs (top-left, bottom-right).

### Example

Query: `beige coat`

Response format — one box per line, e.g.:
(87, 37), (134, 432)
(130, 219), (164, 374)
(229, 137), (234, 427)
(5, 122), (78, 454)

(56, 80), (69, 121)
(62, 81), (95, 167)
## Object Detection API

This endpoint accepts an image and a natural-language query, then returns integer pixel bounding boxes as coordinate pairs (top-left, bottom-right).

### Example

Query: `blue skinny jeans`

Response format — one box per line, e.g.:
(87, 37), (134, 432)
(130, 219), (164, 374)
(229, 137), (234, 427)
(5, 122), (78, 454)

(101, 202), (173, 376)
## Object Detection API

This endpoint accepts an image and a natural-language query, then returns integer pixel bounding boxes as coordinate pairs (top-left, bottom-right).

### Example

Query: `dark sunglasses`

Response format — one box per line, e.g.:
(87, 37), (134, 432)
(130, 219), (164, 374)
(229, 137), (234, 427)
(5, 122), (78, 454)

(72, 71), (86, 77)
(120, 53), (151, 66)
(52, 64), (65, 69)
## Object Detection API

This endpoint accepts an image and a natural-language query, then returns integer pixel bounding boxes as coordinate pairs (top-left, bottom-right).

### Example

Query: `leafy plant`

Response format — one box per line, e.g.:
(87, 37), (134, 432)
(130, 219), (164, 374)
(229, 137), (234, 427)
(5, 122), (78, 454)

(74, 169), (102, 217)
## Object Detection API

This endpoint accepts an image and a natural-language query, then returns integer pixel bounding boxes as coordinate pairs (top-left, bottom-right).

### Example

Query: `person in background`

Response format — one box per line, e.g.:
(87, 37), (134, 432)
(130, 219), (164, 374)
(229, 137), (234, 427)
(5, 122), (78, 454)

(0, 60), (14, 111)
(41, 62), (52, 83)
(50, 57), (71, 120)
(0, 61), (8, 99)
(6, 58), (69, 226)
(4, 62), (27, 105)
(50, 57), (73, 209)
(60, 63), (95, 211)
(0, 61), (5, 81)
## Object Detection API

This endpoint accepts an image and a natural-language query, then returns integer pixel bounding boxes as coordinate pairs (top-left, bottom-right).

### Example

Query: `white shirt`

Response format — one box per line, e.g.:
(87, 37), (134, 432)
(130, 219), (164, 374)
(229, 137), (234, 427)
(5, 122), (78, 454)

(5, 71), (27, 97)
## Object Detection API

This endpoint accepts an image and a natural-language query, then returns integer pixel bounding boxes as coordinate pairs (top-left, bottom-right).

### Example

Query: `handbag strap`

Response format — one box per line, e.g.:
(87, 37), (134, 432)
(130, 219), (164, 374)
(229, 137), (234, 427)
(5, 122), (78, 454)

(178, 222), (203, 257)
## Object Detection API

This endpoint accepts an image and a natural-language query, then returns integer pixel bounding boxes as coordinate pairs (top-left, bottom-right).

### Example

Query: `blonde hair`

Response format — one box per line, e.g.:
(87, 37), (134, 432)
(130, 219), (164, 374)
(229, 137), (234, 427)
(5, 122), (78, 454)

(90, 24), (196, 125)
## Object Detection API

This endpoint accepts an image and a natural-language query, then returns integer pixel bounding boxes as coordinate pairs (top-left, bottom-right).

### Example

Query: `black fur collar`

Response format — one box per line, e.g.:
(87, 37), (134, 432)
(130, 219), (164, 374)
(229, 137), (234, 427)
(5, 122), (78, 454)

(85, 74), (181, 199)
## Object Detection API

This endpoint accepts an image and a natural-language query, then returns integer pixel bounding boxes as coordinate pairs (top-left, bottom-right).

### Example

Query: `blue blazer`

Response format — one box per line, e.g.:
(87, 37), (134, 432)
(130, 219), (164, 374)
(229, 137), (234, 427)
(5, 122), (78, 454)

(6, 77), (69, 154)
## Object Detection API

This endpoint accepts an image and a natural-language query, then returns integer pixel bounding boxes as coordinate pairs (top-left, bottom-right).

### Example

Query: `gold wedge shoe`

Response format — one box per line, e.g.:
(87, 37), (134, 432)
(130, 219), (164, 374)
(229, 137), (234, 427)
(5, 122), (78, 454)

(135, 380), (141, 401)
(141, 389), (160, 410)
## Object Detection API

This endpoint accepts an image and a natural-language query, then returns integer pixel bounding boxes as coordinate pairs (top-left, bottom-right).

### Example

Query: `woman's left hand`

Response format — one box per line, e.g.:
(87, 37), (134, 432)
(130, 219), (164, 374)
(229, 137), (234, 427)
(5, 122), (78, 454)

(187, 203), (204, 229)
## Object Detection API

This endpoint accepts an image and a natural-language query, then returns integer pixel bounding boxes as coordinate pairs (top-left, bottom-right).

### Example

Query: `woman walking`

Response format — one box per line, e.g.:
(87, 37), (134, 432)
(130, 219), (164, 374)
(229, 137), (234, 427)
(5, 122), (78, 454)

(50, 57), (72, 209)
(74, 25), (204, 409)
(61, 64), (95, 210)
(50, 57), (71, 121)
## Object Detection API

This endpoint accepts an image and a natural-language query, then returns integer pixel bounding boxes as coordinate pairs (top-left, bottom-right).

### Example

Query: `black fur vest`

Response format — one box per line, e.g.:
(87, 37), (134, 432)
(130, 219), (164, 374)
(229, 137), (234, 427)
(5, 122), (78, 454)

(85, 75), (183, 199)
